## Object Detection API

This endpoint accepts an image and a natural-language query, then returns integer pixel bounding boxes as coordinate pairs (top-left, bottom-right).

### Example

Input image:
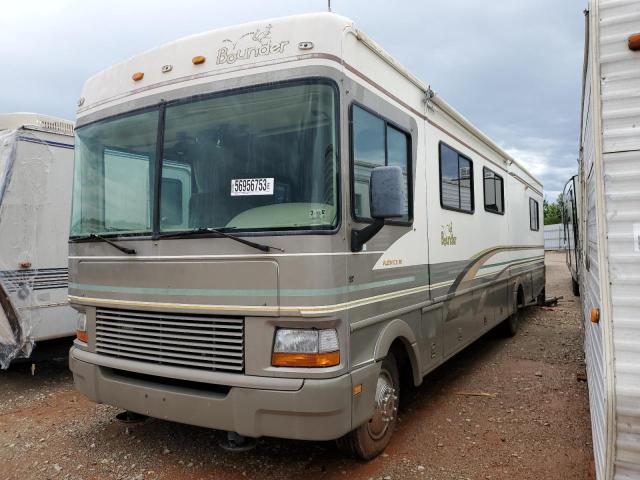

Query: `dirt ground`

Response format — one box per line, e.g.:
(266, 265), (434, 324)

(0, 252), (594, 480)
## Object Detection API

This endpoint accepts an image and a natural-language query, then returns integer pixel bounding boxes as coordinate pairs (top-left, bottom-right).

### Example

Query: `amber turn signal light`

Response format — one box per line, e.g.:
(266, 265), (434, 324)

(192, 55), (206, 65)
(132, 72), (144, 81)
(629, 33), (640, 51)
(76, 330), (88, 343)
(271, 351), (340, 368)
(591, 308), (600, 324)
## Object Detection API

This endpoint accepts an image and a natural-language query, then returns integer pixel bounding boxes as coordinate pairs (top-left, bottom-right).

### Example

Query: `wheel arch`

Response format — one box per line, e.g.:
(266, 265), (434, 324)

(372, 318), (422, 387)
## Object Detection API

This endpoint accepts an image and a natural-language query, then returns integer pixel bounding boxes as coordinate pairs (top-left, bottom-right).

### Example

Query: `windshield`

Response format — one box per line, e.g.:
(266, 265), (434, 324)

(70, 80), (339, 237)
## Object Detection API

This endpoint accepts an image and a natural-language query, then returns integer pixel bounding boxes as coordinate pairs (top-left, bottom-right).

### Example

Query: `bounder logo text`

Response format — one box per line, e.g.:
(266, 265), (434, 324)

(217, 24), (290, 65)
(441, 222), (457, 246)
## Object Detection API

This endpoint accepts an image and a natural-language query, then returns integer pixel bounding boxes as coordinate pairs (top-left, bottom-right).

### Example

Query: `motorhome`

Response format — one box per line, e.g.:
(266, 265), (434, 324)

(577, 1), (640, 478)
(562, 175), (580, 295)
(68, 13), (544, 458)
(0, 113), (76, 368)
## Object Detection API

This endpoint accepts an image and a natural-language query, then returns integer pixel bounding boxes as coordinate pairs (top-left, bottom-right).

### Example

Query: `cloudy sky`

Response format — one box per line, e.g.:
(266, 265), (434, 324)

(0, 0), (586, 199)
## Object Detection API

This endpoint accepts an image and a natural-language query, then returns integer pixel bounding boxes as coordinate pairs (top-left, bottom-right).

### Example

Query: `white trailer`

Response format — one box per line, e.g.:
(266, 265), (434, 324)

(578, 1), (640, 478)
(0, 113), (76, 368)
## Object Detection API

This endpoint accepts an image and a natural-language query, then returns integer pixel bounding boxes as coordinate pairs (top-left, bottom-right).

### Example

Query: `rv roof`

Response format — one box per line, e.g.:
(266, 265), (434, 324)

(0, 112), (74, 137)
(77, 12), (541, 187)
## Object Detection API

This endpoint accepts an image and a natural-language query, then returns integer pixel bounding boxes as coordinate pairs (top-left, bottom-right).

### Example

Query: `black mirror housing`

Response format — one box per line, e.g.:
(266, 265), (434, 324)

(370, 166), (404, 219)
(351, 166), (405, 252)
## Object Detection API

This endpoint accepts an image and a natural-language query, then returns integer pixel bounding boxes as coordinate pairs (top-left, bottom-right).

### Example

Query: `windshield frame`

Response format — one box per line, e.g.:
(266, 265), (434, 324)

(70, 77), (342, 241)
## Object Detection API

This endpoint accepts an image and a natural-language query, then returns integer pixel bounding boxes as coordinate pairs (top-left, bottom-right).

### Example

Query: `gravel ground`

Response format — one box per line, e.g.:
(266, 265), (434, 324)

(0, 252), (594, 480)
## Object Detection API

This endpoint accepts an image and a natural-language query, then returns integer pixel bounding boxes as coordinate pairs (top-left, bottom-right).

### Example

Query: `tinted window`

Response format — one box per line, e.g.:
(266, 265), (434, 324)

(387, 126), (409, 218)
(459, 156), (473, 211)
(160, 82), (338, 232)
(529, 198), (539, 231)
(71, 109), (159, 236)
(352, 107), (385, 220)
(439, 143), (474, 213)
(483, 167), (504, 214)
(351, 105), (411, 222)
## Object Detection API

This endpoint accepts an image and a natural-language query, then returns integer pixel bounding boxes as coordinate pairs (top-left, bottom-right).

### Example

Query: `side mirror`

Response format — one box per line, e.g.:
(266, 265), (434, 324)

(370, 166), (404, 219)
(351, 166), (405, 252)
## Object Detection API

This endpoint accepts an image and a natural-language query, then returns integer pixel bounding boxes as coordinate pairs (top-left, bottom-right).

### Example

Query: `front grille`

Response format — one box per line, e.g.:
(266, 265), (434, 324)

(95, 308), (244, 372)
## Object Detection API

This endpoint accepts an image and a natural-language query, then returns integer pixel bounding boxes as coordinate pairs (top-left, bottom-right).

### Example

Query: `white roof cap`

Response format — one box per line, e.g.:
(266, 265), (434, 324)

(0, 112), (74, 136)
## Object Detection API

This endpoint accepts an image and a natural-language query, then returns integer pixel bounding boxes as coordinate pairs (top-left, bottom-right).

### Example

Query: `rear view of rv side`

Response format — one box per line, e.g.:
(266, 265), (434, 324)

(578, 1), (640, 478)
(68, 13), (544, 458)
(0, 113), (76, 368)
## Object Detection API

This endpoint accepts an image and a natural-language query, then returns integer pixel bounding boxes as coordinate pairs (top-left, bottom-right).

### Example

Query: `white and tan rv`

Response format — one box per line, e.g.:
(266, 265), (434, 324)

(68, 13), (544, 458)
(577, 1), (640, 478)
(0, 113), (76, 368)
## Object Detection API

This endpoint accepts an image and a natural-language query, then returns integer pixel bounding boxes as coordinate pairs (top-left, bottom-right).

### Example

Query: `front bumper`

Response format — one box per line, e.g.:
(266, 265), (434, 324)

(70, 347), (375, 441)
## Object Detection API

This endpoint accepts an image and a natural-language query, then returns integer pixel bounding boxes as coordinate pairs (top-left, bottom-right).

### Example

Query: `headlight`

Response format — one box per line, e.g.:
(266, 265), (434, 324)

(272, 328), (340, 367)
(76, 312), (87, 343)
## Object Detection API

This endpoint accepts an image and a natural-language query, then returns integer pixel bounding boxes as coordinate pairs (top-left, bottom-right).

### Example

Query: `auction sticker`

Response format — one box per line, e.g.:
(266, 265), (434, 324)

(231, 178), (274, 196)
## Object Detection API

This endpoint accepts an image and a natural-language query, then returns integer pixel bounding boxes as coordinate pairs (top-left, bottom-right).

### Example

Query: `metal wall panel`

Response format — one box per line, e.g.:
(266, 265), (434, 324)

(543, 223), (567, 250)
(600, 0), (640, 154)
(580, 7), (609, 476)
(596, 0), (640, 477)
(558, 5), (640, 476)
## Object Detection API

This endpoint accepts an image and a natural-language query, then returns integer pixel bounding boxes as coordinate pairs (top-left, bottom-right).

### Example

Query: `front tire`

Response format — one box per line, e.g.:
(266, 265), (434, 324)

(336, 352), (399, 460)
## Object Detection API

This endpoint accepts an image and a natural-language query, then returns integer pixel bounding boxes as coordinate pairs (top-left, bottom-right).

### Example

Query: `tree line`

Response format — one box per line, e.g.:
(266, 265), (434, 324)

(544, 193), (564, 225)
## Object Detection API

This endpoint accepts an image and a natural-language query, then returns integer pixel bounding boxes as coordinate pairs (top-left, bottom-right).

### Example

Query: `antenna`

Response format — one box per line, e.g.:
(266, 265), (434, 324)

(328, 0), (331, 12)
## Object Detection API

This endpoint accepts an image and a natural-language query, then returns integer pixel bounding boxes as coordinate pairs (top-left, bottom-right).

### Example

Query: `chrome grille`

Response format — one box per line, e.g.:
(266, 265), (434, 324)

(95, 308), (244, 372)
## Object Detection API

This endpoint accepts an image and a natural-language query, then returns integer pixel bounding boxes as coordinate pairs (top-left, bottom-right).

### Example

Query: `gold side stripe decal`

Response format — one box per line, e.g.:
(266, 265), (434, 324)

(69, 257), (544, 316)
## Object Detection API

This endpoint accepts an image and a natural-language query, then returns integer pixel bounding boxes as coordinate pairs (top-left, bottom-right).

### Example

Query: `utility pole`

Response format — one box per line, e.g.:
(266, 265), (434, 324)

(328, 0), (331, 12)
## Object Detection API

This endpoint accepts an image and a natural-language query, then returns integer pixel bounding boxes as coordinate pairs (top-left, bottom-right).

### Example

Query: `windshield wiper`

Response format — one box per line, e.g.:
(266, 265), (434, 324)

(70, 233), (136, 255)
(158, 228), (283, 253)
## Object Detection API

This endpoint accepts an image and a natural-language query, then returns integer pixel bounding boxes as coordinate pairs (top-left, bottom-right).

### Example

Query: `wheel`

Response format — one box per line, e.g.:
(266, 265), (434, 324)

(336, 352), (399, 460)
(500, 294), (520, 337)
(572, 278), (580, 297)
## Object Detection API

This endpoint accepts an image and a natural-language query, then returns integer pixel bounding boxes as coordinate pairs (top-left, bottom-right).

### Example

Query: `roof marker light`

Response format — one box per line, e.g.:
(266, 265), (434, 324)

(192, 55), (206, 65)
(132, 72), (144, 81)
(629, 33), (640, 51)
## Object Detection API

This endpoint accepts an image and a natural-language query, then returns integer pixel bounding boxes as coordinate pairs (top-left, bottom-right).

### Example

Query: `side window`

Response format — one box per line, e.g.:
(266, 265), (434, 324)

(483, 167), (504, 214)
(529, 198), (539, 231)
(439, 143), (474, 213)
(351, 105), (411, 222)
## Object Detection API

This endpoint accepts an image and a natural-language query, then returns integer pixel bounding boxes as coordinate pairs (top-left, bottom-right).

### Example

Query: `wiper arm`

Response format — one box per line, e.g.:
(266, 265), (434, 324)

(158, 228), (283, 253)
(70, 234), (136, 255)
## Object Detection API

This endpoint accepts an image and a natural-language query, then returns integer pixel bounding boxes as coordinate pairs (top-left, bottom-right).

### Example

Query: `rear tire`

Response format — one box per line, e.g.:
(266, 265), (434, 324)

(500, 294), (520, 337)
(336, 352), (399, 460)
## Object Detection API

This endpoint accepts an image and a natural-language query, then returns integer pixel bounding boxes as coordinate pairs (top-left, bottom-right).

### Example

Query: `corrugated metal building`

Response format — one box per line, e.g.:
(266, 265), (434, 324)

(543, 223), (567, 250)
(578, 1), (640, 478)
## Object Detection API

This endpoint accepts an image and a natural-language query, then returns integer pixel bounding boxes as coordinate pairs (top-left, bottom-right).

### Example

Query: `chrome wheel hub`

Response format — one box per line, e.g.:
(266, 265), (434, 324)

(367, 370), (398, 440)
